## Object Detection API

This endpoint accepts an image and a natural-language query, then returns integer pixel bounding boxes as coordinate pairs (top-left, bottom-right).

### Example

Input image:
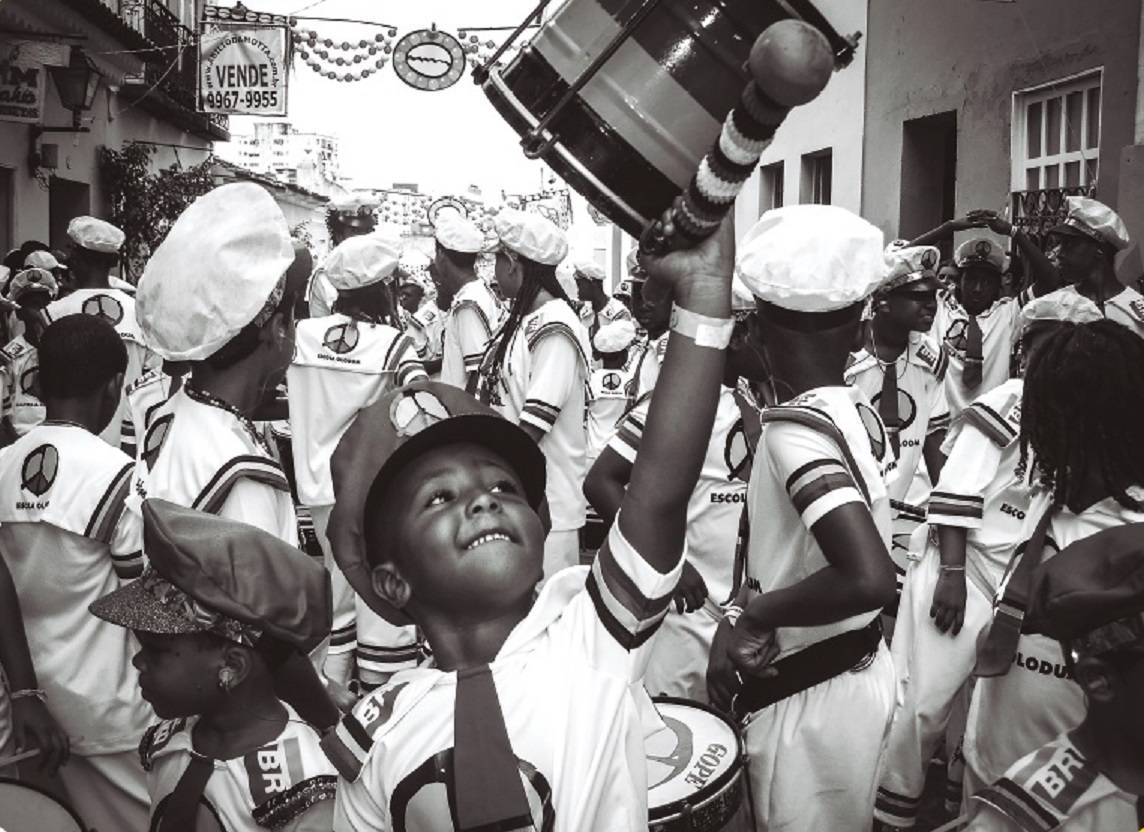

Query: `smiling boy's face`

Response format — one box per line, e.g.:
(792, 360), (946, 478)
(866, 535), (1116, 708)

(377, 442), (546, 619)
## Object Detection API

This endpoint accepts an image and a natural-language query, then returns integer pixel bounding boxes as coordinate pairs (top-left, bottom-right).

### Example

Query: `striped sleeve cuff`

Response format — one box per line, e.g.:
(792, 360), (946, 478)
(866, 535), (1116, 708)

(520, 398), (561, 433)
(607, 413), (644, 464)
(356, 643), (424, 675)
(111, 550), (145, 579)
(328, 622), (358, 656)
(927, 411), (951, 434)
(785, 458), (864, 528)
(462, 352), (484, 372)
(963, 402), (1017, 448)
(585, 519), (681, 651)
(396, 359), (427, 387)
(927, 490), (985, 528)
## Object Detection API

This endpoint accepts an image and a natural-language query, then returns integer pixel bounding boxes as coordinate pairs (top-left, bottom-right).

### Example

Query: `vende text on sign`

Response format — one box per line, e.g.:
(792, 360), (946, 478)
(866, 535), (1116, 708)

(199, 25), (288, 116)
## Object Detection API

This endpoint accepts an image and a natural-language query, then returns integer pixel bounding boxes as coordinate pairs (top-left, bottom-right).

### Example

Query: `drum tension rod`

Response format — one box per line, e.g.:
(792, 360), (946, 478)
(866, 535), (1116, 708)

(520, 0), (666, 159)
(472, 0), (552, 85)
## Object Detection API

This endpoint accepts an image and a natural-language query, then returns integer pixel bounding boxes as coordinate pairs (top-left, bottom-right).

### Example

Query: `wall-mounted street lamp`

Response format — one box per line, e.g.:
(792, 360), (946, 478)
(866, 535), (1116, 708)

(30, 45), (102, 171)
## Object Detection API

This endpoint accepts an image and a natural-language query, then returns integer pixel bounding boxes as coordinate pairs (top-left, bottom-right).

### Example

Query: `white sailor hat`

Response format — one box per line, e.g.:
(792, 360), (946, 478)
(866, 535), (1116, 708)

(326, 236), (400, 292)
(593, 318), (637, 354)
(24, 250), (61, 271)
(954, 238), (1006, 274)
(7, 267), (59, 302)
(1014, 290), (1104, 346)
(137, 183), (296, 362)
(494, 208), (568, 266)
(1048, 196), (1131, 252)
(736, 205), (885, 313)
(435, 214), (484, 255)
(68, 216), (124, 254)
(880, 245), (941, 294)
(573, 257), (605, 282)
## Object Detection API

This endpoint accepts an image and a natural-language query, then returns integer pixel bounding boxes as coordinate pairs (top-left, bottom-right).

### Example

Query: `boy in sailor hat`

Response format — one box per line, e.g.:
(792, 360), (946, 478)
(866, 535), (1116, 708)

(706, 204), (899, 831)
(309, 192), (380, 319)
(321, 212), (735, 830)
(91, 500), (338, 832)
(964, 523), (1144, 831)
(0, 268), (58, 441)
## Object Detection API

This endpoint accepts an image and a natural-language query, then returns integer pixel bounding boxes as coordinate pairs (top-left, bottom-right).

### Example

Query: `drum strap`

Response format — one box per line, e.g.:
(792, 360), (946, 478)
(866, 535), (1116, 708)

(733, 620), (882, 719)
(158, 754), (213, 832)
(453, 664), (533, 832)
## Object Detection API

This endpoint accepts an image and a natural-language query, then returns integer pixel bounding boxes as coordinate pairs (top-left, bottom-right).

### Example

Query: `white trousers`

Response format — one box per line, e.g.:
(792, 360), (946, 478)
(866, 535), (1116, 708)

(743, 640), (897, 832)
(59, 750), (149, 832)
(643, 601), (721, 704)
(308, 503), (361, 685)
(875, 547), (993, 828)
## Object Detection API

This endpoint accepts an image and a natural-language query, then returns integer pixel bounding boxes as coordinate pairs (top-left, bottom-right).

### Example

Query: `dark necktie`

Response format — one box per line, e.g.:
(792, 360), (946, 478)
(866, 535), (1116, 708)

(963, 315), (984, 388)
(158, 754), (215, 832)
(974, 505), (1055, 677)
(879, 360), (902, 458)
(454, 664), (533, 831)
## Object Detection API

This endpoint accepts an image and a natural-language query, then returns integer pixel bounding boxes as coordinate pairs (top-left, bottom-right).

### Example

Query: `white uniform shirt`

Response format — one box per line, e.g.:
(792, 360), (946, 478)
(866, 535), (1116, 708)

(46, 288), (159, 447)
(0, 423), (148, 754)
(932, 292), (1020, 418)
(481, 299), (590, 531)
(1, 335), (43, 436)
(324, 521), (683, 831)
(406, 303), (445, 365)
(132, 387), (297, 544)
(1036, 284), (1144, 339)
(288, 315), (426, 507)
(964, 487), (1144, 786)
(631, 333), (667, 401)
(609, 387), (749, 605)
(746, 386), (893, 660)
(585, 360), (638, 461)
(967, 733), (1138, 832)
(308, 267), (337, 319)
(928, 378), (1031, 598)
(845, 332), (951, 510)
(140, 705), (337, 831)
(440, 280), (502, 389)
(119, 368), (175, 461)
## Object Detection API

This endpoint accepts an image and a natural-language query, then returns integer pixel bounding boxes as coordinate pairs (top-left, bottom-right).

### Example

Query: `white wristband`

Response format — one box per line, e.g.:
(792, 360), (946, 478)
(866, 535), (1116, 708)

(723, 604), (744, 627)
(670, 304), (734, 349)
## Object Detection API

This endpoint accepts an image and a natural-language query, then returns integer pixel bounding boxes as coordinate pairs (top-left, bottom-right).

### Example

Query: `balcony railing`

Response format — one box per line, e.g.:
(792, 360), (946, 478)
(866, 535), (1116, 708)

(1011, 184), (1097, 249)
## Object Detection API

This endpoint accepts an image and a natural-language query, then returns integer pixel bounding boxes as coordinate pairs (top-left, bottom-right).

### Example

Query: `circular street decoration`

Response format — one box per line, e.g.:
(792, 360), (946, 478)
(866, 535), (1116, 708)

(392, 28), (465, 92)
(427, 196), (468, 228)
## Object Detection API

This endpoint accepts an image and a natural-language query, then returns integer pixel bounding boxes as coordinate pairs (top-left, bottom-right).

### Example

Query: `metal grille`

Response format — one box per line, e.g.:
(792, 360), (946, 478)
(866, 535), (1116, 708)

(1010, 184), (1096, 248)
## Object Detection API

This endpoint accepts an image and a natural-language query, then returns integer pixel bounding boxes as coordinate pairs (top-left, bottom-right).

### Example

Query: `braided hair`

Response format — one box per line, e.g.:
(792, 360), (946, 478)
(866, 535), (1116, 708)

(1020, 320), (1144, 509)
(332, 282), (402, 329)
(477, 255), (575, 403)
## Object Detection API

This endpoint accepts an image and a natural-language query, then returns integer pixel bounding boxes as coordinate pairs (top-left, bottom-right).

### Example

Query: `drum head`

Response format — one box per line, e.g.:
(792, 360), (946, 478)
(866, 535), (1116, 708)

(647, 697), (742, 815)
(0, 778), (85, 832)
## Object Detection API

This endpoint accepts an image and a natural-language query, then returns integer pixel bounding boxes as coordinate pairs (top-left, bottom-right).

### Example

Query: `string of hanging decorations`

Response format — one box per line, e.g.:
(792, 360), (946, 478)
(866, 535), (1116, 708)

(288, 17), (532, 86)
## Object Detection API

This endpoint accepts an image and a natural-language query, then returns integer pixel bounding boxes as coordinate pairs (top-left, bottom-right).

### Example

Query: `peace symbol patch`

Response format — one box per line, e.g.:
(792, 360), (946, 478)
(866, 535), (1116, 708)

(601, 372), (622, 391)
(20, 366), (39, 398)
(871, 388), (918, 432)
(921, 250), (938, 269)
(323, 323), (359, 355)
(21, 444), (58, 497)
(723, 418), (752, 482)
(855, 402), (888, 460)
(944, 319), (969, 353)
(82, 294), (125, 326)
(974, 240), (992, 258)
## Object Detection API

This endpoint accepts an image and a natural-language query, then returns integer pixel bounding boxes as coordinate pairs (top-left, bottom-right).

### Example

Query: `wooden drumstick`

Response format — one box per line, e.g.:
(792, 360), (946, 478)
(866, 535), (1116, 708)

(0, 746), (42, 769)
(641, 20), (837, 256)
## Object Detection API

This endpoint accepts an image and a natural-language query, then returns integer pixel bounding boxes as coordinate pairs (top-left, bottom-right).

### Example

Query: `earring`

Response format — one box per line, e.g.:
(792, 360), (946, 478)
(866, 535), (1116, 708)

(218, 668), (235, 691)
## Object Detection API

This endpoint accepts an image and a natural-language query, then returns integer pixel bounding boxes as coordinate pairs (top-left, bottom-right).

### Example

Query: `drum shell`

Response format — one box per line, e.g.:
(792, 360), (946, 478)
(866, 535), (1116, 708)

(0, 778), (86, 832)
(484, 0), (853, 237)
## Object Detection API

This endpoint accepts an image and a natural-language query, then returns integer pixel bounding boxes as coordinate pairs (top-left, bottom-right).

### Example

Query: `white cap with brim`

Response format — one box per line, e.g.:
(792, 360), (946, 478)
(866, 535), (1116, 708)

(494, 208), (568, 266)
(1049, 196), (1131, 252)
(435, 214), (484, 254)
(67, 216), (125, 254)
(1015, 289), (1104, 345)
(737, 205), (885, 313)
(573, 257), (605, 282)
(326, 236), (399, 292)
(24, 250), (61, 271)
(137, 183), (294, 362)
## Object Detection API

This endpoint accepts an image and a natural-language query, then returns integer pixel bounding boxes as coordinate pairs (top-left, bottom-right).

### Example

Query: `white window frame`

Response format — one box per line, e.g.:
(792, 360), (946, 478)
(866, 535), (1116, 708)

(759, 161), (784, 213)
(1010, 69), (1102, 193)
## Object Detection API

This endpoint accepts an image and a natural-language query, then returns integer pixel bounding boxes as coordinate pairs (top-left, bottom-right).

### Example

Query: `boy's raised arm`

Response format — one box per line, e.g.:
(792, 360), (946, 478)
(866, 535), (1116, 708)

(617, 211), (733, 573)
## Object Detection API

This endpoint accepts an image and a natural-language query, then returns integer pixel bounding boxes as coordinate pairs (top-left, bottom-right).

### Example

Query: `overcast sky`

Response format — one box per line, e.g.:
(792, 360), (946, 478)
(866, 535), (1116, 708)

(225, 0), (552, 195)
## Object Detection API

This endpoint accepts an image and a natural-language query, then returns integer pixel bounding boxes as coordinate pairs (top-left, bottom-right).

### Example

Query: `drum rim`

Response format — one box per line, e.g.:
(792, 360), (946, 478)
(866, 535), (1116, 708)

(648, 696), (743, 821)
(0, 775), (87, 829)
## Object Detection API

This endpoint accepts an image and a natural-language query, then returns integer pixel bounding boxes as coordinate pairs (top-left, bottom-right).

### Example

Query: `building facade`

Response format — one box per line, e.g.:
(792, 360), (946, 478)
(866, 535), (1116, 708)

(217, 119), (341, 194)
(861, 0), (1143, 273)
(0, 0), (225, 254)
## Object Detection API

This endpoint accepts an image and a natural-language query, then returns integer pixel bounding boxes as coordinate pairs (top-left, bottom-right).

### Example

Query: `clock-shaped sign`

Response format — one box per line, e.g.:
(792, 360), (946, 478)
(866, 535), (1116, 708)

(392, 28), (466, 91)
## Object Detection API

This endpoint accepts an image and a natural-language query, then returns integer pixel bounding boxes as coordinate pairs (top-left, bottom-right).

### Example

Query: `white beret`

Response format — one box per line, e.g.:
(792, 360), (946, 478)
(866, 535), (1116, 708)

(494, 208), (568, 266)
(737, 206), (885, 312)
(881, 245), (940, 293)
(1050, 196), (1131, 251)
(593, 318), (637, 353)
(435, 214), (485, 254)
(325, 236), (399, 292)
(68, 216), (124, 254)
(24, 250), (61, 270)
(1015, 289), (1104, 345)
(573, 257), (605, 282)
(137, 183), (294, 362)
